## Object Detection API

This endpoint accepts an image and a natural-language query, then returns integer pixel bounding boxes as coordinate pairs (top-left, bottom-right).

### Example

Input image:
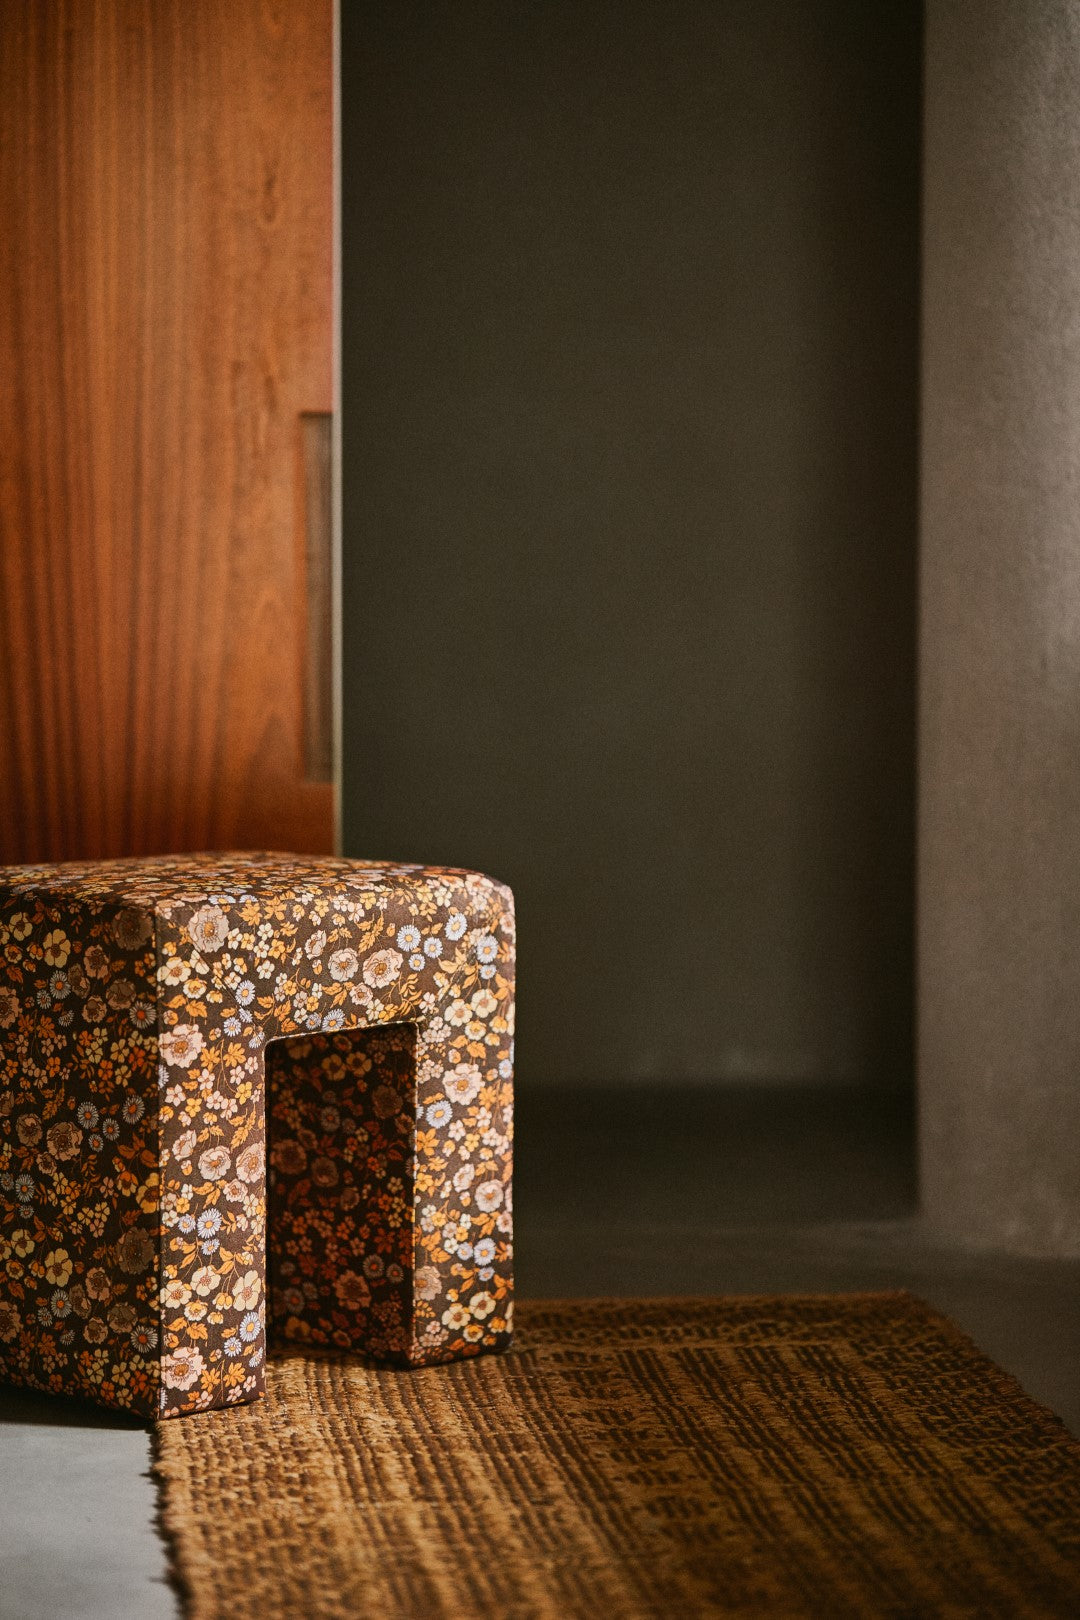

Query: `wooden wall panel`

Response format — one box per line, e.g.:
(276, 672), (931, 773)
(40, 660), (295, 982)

(0, 0), (334, 862)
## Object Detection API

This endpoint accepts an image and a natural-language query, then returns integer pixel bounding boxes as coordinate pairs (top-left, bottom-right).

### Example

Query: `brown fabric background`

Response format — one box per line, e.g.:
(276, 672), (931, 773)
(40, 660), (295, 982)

(155, 1293), (1080, 1619)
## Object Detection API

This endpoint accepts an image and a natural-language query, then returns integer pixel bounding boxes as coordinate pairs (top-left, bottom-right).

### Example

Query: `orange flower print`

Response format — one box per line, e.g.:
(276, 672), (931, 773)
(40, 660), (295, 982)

(334, 1271), (370, 1310)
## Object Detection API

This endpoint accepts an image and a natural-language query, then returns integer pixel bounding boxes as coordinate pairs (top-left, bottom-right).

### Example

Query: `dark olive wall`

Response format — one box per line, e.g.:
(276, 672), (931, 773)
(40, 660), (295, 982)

(341, 2), (921, 1087)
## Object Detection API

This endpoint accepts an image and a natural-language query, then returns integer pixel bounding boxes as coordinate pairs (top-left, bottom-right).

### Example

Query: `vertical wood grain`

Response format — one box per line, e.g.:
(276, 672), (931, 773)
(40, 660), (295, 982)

(0, 0), (334, 861)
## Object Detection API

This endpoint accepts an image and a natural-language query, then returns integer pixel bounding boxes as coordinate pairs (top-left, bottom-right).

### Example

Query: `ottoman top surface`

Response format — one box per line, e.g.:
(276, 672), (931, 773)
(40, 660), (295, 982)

(0, 851), (503, 912)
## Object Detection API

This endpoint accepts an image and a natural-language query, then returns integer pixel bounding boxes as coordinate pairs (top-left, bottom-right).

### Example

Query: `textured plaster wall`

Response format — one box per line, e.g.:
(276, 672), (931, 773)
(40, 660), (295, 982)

(341, 1), (921, 1087)
(920, 0), (1080, 1255)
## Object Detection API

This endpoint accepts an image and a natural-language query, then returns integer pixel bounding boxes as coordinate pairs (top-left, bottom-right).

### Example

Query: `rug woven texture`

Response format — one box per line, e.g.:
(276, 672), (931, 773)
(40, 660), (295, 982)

(154, 1293), (1080, 1618)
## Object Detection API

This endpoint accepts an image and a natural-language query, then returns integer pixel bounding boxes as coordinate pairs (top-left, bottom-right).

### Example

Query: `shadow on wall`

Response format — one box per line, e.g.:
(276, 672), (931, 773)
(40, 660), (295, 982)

(341, 0), (921, 1089)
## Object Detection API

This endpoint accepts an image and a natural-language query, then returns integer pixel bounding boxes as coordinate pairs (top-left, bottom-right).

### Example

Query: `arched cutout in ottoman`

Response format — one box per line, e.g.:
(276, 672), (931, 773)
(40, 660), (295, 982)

(0, 853), (514, 1417)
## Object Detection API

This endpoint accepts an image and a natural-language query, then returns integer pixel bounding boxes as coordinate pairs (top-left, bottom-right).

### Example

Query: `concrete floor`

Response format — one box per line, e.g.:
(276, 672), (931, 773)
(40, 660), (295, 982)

(3, 1083), (1078, 1619)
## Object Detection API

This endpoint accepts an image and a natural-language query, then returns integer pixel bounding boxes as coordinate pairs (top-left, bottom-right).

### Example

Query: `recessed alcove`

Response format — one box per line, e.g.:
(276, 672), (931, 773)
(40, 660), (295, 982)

(342, 5), (920, 1115)
(264, 1024), (418, 1357)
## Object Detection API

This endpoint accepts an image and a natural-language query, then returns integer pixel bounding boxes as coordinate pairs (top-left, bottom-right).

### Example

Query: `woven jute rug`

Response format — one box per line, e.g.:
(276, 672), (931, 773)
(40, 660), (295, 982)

(154, 1294), (1080, 1618)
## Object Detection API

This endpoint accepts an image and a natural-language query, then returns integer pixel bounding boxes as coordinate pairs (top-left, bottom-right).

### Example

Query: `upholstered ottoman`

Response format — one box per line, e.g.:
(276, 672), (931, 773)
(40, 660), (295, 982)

(0, 853), (514, 1417)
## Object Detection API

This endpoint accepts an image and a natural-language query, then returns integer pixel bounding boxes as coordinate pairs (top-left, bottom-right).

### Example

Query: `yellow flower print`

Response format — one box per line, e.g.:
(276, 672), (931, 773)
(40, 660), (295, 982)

(42, 929), (70, 967)
(158, 956), (191, 986)
(136, 1177), (159, 1213)
(44, 1248), (72, 1287)
(232, 1270), (261, 1311)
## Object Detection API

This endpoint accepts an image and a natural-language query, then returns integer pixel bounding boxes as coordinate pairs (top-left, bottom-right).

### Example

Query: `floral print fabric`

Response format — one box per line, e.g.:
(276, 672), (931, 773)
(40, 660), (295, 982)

(0, 853), (514, 1417)
(0, 893), (160, 1412)
(266, 1025), (418, 1358)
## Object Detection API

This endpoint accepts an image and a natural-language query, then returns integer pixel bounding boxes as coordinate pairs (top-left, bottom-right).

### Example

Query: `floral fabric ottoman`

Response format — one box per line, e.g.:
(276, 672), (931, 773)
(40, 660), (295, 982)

(0, 853), (514, 1417)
